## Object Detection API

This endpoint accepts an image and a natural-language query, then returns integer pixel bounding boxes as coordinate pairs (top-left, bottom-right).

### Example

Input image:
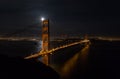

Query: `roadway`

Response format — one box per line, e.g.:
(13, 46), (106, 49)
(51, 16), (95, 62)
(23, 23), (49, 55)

(25, 39), (90, 59)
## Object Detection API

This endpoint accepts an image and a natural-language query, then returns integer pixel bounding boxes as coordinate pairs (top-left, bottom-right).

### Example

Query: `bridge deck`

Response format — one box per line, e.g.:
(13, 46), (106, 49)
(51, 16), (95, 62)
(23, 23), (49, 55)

(25, 39), (90, 59)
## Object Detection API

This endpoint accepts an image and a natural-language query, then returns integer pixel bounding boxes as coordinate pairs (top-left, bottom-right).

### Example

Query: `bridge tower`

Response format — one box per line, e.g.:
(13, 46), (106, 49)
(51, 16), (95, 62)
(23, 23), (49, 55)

(41, 19), (49, 65)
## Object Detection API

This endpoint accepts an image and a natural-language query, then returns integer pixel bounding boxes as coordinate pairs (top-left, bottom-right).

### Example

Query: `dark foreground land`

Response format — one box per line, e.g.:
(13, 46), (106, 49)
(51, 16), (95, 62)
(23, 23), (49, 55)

(0, 55), (60, 79)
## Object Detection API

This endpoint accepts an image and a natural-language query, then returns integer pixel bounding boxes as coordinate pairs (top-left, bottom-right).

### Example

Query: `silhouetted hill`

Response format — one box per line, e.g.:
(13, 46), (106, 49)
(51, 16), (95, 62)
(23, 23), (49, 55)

(0, 55), (60, 79)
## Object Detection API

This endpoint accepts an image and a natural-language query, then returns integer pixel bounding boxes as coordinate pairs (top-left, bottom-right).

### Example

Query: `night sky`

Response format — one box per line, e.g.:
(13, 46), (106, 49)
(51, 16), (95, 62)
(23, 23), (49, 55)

(0, 0), (120, 37)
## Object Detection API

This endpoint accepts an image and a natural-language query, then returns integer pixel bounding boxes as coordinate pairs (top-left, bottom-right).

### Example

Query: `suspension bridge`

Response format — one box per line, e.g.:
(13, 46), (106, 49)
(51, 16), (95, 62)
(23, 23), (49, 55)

(24, 19), (90, 65)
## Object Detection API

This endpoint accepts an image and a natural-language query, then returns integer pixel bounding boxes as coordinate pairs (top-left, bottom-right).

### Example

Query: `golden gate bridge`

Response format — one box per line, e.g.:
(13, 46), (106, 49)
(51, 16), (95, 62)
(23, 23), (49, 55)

(24, 18), (90, 65)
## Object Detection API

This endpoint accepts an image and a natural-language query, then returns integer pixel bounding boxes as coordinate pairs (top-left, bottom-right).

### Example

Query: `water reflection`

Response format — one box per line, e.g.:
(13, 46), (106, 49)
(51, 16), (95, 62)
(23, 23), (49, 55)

(61, 51), (79, 78)
(60, 45), (90, 79)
